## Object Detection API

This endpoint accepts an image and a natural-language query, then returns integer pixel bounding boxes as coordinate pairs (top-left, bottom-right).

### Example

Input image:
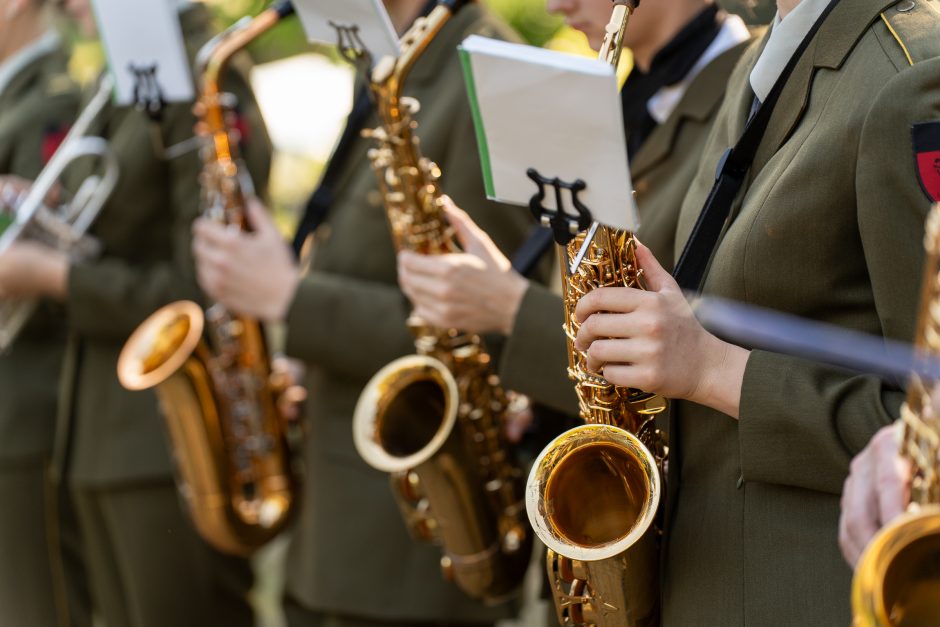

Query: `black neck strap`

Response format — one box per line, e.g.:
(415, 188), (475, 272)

(672, 0), (839, 292)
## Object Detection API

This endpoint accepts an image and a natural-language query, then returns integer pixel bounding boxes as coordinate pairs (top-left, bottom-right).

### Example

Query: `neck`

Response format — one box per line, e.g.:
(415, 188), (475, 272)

(778, 0), (801, 19)
(631, 1), (710, 72)
(386, 0), (428, 36)
(0, 9), (46, 65)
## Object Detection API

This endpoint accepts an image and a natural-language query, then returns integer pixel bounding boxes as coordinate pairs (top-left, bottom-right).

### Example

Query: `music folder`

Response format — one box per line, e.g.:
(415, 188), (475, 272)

(292, 0), (400, 64)
(91, 0), (194, 106)
(458, 35), (638, 233)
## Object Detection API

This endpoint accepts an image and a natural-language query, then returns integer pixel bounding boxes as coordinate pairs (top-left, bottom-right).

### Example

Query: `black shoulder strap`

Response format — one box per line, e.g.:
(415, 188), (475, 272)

(672, 0), (839, 292)
(291, 85), (373, 255)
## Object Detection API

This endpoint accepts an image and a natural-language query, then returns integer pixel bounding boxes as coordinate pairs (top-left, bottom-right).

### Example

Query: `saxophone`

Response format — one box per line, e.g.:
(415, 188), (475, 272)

(347, 0), (532, 603)
(0, 76), (118, 352)
(116, 2), (300, 557)
(524, 2), (668, 625)
(852, 202), (940, 626)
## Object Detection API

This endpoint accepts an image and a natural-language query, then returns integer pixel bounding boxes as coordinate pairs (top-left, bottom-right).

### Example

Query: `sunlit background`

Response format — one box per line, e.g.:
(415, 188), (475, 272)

(67, 0), (600, 237)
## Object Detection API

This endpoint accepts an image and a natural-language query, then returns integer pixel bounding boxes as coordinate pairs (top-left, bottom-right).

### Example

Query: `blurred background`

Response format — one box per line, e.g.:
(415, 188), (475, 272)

(68, 0), (596, 237)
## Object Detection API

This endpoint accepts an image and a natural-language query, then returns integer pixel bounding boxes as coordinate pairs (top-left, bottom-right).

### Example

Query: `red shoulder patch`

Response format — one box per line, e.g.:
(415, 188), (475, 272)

(42, 124), (70, 165)
(913, 121), (940, 202)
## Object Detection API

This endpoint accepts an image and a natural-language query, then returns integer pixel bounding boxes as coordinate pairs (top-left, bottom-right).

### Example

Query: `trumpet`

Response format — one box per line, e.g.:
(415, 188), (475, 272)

(0, 76), (118, 351)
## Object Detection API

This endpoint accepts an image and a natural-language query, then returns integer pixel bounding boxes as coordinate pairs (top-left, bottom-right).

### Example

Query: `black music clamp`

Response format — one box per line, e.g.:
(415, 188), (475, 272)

(128, 62), (166, 121)
(330, 21), (373, 77)
(526, 168), (593, 246)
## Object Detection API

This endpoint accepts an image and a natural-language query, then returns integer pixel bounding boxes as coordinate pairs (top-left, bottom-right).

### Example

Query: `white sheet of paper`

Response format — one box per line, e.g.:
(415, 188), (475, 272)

(92, 0), (194, 105)
(293, 0), (400, 64)
(459, 35), (638, 232)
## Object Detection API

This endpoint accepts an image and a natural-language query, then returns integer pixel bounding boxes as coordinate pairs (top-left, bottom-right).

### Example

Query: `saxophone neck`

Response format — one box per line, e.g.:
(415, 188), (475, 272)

(598, 0), (636, 68)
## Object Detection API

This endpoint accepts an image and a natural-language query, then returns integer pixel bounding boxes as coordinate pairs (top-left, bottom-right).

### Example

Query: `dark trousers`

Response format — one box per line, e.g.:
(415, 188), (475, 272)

(284, 596), (495, 627)
(0, 457), (91, 627)
(71, 479), (255, 627)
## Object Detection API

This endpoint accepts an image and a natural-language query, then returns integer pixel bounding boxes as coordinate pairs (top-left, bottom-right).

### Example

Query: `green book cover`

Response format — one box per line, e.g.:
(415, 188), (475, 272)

(458, 46), (496, 199)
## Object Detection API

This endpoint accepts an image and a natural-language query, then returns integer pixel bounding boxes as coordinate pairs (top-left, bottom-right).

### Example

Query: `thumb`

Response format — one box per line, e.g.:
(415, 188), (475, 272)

(245, 197), (277, 237)
(442, 197), (499, 264)
(634, 240), (674, 293)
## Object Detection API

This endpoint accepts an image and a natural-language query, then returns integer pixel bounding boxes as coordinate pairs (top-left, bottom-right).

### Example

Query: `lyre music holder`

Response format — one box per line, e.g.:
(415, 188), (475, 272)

(331, 22), (374, 77)
(128, 63), (166, 120)
(526, 168), (594, 246)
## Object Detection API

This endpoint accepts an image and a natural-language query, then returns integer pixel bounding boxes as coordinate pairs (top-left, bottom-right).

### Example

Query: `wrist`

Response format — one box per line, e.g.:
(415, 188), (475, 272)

(38, 252), (69, 301)
(270, 267), (301, 323)
(498, 271), (529, 336)
(691, 334), (750, 419)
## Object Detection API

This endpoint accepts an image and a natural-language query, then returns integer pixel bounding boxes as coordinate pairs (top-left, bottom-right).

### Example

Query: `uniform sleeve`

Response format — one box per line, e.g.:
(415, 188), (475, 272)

(498, 283), (579, 415)
(284, 273), (415, 380)
(65, 104), (204, 341)
(736, 60), (940, 495)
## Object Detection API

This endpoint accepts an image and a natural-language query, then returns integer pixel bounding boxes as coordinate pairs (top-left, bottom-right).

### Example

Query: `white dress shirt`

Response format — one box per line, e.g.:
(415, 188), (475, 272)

(749, 0), (831, 102)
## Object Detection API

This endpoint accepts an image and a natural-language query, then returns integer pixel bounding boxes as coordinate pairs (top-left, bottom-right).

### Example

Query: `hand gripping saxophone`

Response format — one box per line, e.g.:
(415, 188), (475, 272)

(852, 202), (940, 626)
(524, 2), (668, 626)
(344, 0), (532, 604)
(116, 2), (300, 557)
(0, 77), (118, 351)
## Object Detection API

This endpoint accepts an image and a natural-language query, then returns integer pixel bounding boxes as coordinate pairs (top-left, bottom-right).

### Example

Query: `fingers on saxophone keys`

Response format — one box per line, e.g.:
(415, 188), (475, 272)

(575, 286), (647, 323)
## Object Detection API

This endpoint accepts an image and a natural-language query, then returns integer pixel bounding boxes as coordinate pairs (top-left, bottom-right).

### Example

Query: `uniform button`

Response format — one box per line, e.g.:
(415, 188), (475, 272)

(897, 0), (915, 11)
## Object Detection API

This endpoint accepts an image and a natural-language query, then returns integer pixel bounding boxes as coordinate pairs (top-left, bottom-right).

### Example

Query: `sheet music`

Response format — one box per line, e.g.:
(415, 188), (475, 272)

(459, 35), (638, 232)
(292, 0), (400, 63)
(92, 0), (194, 105)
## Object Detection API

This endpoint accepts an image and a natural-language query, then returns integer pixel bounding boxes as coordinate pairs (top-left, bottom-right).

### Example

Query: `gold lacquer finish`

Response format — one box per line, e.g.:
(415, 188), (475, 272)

(348, 0), (532, 603)
(116, 2), (300, 557)
(525, 2), (667, 625)
(0, 76), (118, 352)
(852, 203), (940, 626)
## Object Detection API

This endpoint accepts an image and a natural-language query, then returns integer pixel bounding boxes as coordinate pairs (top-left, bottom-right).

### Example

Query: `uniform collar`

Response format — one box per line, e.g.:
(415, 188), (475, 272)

(648, 14), (751, 124)
(0, 30), (60, 101)
(748, 0), (831, 102)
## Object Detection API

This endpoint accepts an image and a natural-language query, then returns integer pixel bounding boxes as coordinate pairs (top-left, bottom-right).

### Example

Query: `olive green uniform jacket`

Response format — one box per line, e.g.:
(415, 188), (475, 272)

(282, 6), (538, 623)
(498, 39), (754, 418)
(0, 39), (79, 462)
(56, 5), (272, 488)
(665, 2), (940, 625)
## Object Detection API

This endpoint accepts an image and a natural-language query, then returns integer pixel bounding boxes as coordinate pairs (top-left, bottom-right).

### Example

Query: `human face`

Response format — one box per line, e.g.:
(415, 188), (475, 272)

(62, 0), (97, 38)
(545, 0), (613, 50)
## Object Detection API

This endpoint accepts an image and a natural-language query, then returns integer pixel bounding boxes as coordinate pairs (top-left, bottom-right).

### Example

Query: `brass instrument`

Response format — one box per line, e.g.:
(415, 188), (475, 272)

(525, 2), (668, 625)
(0, 76), (117, 351)
(852, 202), (940, 626)
(116, 2), (299, 557)
(347, 0), (532, 603)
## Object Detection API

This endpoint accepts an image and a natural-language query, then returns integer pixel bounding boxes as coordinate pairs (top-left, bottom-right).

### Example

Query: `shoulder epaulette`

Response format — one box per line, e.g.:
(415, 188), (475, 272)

(880, 0), (940, 65)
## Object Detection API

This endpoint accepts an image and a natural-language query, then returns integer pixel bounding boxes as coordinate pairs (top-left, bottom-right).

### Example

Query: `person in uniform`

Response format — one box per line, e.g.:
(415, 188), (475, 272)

(191, 1), (542, 625)
(0, 1), (273, 625)
(396, 0), (754, 418)
(0, 2), (92, 625)
(569, 1), (940, 625)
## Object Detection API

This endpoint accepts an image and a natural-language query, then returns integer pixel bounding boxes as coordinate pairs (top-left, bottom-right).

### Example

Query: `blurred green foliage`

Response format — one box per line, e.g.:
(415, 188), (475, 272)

(203, 0), (566, 58)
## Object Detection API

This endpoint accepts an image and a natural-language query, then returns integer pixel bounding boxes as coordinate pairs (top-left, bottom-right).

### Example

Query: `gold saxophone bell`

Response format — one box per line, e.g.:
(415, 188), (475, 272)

(527, 424), (661, 627)
(343, 0), (532, 604)
(851, 203), (940, 626)
(354, 355), (529, 601)
(852, 506), (940, 626)
(118, 301), (294, 556)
